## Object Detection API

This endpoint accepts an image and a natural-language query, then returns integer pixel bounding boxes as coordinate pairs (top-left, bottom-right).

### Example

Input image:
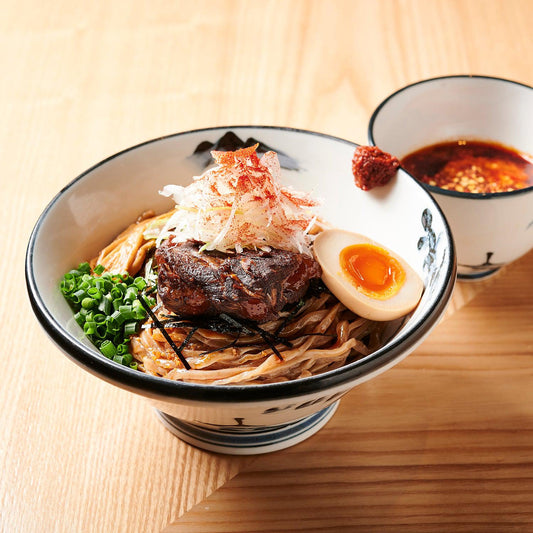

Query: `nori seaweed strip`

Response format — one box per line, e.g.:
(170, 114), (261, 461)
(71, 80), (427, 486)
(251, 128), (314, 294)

(219, 314), (286, 361)
(272, 281), (329, 336)
(219, 313), (292, 348)
(159, 314), (244, 335)
(178, 326), (199, 353)
(156, 319), (199, 329)
(257, 331), (284, 361)
(274, 298), (306, 336)
(198, 332), (242, 357)
(142, 307), (336, 362)
(141, 308), (338, 363)
(158, 312), (296, 350)
(241, 321), (293, 349)
(137, 294), (191, 370)
(218, 313), (255, 335)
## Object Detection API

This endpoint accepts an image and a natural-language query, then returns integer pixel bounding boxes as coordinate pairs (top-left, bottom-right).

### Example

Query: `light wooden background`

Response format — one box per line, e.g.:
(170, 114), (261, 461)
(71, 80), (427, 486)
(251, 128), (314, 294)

(1, 1), (532, 532)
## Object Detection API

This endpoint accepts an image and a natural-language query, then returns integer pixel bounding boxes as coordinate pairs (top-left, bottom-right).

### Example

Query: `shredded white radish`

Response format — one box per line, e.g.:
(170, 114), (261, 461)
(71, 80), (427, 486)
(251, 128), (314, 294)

(157, 145), (319, 253)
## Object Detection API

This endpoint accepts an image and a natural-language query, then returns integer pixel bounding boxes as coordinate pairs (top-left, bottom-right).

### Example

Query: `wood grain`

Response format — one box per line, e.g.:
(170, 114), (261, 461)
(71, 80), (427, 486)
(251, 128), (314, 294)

(1, 0), (533, 532)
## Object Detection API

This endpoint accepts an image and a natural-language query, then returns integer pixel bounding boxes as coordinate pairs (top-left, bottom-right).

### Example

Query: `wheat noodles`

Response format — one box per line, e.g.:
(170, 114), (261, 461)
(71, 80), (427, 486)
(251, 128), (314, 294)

(129, 287), (385, 385)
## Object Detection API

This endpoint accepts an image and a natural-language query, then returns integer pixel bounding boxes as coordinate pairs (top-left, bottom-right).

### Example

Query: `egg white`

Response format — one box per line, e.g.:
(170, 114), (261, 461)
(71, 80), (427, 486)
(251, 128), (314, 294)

(313, 229), (424, 321)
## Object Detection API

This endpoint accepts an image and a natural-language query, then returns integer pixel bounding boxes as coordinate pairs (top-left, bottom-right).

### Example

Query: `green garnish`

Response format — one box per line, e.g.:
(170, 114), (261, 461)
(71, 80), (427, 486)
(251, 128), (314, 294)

(60, 262), (155, 368)
(93, 264), (106, 275)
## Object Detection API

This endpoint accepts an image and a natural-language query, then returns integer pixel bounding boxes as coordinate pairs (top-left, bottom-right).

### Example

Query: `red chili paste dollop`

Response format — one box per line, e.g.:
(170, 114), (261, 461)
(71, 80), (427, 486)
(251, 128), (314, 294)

(352, 146), (400, 191)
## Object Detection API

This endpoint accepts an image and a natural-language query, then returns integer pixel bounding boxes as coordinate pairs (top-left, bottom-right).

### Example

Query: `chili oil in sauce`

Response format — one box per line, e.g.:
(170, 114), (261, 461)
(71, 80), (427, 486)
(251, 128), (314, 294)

(401, 140), (533, 194)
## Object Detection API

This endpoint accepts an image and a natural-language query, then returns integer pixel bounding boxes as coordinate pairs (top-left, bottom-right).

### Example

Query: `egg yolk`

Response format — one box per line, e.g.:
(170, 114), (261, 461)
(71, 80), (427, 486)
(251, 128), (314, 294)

(339, 243), (406, 300)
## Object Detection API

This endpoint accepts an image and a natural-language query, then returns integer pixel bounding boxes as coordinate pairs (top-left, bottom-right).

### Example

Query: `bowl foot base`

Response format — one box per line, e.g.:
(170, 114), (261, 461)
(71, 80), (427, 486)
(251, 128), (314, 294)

(154, 401), (340, 455)
(458, 267), (501, 282)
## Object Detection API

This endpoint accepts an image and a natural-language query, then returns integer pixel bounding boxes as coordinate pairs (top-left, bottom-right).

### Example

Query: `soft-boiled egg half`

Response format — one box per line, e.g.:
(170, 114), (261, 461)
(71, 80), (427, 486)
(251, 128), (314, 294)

(313, 229), (424, 321)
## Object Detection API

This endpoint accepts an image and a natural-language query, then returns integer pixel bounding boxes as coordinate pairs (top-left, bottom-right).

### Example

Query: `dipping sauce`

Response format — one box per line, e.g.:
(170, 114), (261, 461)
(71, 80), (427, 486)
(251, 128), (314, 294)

(401, 140), (533, 194)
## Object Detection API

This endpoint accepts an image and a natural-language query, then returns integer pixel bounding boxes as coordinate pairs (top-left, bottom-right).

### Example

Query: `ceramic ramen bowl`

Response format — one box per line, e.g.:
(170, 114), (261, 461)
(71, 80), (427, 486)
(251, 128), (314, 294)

(26, 126), (456, 455)
(369, 75), (533, 280)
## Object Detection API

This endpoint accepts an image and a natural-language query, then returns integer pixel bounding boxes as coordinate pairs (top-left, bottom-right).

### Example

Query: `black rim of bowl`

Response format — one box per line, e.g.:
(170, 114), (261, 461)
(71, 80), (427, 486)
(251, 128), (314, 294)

(368, 74), (533, 200)
(25, 125), (457, 404)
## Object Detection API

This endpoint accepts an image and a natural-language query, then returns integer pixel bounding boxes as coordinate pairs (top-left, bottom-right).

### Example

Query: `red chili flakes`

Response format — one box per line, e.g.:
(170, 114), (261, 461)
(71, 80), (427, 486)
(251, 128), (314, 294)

(428, 157), (530, 193)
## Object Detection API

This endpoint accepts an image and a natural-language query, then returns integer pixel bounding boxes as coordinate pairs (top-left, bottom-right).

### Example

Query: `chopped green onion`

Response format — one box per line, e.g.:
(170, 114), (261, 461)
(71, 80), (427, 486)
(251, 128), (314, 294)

(60, 262), (154, 370)
(87, 287), (102, 300)
(78, 262), (91, 274)
(74, 312), (85, 326)
(98, 294), (112, 315)
(133, 306), (147, 320)
(112, 332), (125, 346)
(112, 298), (123, 312)
(111, 309), (126, 325)
(118, 305), (134, 321)
(116, 283), (127, 294)
(93, 313), (106, 324)
(101, 279), (113, 292)
(83, 321), (97, 336)
(95, 324), (107, 339)
(110, 287), (122, 300)
(100, 340), (117, 358)
(116, 343), (129, 355)
(106, 316), (121, 333)
(124, 286), (138, 302)
(133, 277), (147, 290)
(72, 289), (86, 304)
(60, 278), (76, 294)
(123, 321), (139, 337)
(81, 297), (96, 310)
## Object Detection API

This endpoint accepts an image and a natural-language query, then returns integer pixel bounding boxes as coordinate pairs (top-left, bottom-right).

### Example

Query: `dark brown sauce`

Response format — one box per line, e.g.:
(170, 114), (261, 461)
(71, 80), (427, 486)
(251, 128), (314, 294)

(401, 140), (533, 194)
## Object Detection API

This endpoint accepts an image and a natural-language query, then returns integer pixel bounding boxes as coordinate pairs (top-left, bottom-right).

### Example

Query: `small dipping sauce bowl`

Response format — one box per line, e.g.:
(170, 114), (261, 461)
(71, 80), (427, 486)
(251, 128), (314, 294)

(369, 75), (533, 280)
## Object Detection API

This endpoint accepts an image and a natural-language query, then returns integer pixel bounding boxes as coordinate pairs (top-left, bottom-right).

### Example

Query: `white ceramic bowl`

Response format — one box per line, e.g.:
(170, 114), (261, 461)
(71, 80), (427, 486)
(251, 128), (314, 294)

(369, 75), (533, 280)
(26, 126), (456, 454)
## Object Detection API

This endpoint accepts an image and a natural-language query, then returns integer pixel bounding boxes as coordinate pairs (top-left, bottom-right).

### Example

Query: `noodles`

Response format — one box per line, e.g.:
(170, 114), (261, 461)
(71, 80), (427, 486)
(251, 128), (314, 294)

(130, 291), (384, 385)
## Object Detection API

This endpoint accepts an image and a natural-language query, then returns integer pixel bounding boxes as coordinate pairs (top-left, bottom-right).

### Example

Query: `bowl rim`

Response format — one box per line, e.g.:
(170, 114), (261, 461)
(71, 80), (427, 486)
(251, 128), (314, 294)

(25, 124), (457, 404)
(368, 74), (533, 200)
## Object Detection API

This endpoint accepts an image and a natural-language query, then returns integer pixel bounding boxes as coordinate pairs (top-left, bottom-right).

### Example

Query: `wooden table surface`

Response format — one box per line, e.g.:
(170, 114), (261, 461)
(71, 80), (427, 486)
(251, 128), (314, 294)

(2, 1), (532, 531)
